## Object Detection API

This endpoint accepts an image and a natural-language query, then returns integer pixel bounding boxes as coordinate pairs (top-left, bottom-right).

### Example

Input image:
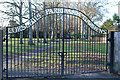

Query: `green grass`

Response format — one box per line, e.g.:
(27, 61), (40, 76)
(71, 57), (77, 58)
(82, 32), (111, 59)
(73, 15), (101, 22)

(4, 38), (108, 72)
(3, 38), (108, 56)
(3, 38), (60, 55)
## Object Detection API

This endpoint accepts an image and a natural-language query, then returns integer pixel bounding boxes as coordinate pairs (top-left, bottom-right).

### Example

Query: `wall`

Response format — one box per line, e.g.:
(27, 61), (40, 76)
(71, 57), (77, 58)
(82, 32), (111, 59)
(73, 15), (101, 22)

(113, 32), (120, 73)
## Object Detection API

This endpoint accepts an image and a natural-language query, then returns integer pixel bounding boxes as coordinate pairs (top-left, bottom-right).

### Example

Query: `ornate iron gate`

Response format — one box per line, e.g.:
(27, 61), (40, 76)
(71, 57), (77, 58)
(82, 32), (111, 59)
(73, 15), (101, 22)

(6, 7), (108, 78)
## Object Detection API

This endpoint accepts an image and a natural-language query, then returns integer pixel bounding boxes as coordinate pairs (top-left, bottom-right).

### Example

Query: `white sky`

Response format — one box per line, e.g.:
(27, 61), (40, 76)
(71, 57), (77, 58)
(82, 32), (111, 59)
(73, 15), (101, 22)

(102, 0), (119, 21)
(0, 0), (119, 26)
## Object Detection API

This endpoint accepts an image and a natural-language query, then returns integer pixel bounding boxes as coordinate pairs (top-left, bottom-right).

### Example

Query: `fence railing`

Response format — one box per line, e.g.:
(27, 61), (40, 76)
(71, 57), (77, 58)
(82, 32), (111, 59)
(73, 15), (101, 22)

(0, 29), (3, 80)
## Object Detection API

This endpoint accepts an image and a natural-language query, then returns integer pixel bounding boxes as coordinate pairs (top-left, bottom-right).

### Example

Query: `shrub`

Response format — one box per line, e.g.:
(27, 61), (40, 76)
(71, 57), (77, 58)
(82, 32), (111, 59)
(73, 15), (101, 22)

(91, 34), (104, 38)
(72, 32), (81, 39)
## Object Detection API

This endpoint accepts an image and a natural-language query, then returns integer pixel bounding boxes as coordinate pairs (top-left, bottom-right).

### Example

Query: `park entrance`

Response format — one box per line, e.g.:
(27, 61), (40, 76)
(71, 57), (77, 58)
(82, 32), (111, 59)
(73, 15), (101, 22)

(6, 7), (108, 78)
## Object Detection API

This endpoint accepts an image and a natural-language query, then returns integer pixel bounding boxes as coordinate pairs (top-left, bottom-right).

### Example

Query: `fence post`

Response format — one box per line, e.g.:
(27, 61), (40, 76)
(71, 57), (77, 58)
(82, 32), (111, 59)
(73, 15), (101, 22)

(113, 32), (120, 74)
(109, 31), (114, 73)
(0, 29), (3, 80)
(109, 29), (120, 74)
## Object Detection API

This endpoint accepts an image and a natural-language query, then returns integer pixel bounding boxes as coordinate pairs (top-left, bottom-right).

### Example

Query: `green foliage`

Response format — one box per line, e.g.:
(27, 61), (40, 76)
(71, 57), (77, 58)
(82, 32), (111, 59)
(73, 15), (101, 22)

(72, 32), (81, 39)
(113, 13), (120, 24)
(91, 34), (104, 38)
(101, 13), (120, 29)
(101, 19), (113, 29)
(64, 30), (69, 37)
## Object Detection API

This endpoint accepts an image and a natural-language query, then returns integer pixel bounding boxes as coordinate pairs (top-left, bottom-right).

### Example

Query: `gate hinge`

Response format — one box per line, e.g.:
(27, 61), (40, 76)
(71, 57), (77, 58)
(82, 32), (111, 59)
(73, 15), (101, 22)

(107, 38), (111, 41)
(3, 38), (6, 42)
(107, 62), (110, 66)
(3, 68), (7, 72)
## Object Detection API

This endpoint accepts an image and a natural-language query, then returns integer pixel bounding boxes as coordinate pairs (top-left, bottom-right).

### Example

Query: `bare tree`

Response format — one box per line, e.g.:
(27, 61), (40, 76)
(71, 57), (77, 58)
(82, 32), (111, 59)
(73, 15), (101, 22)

(28, 0), (35, 45)
(0, 0), (29, 44)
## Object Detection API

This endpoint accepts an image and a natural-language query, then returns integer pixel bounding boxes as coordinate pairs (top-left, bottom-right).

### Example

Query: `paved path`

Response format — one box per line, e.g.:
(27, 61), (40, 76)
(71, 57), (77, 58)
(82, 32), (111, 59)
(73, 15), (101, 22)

(3, 42), (62, 76)
(4, 72), (120, 80)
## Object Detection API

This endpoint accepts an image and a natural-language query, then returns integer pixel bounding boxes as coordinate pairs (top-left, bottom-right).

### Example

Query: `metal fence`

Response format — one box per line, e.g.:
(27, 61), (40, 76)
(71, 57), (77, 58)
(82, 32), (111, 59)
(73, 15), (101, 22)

(4, 7), (108, 78)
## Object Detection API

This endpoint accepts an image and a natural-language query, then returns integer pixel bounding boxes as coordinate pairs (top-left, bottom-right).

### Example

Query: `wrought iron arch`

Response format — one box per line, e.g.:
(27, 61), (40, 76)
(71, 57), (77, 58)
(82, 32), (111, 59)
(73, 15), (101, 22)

(7, 7), (107, 34)
(5, 6), (108, 78)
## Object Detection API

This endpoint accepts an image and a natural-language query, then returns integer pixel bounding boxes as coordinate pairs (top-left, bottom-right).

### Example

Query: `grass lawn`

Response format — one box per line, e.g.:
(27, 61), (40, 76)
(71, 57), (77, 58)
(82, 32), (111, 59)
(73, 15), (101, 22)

(3, 38), (107, 55)
(3, 38), (109, 76)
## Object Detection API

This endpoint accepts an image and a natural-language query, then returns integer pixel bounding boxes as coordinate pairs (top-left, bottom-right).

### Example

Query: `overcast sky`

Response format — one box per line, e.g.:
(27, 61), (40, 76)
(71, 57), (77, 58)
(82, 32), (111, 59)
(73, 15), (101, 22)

(0, 0), (119, 27)
(102, 0), (119, 21)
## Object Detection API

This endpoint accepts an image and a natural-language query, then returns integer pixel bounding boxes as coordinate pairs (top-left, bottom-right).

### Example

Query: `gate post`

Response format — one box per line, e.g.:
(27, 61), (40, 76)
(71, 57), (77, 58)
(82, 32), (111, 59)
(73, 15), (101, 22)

(113, 31), (120, 74)
(109, 31), (114, 73)
(0, 29), (3, 80)
(109, 25), (120, 74)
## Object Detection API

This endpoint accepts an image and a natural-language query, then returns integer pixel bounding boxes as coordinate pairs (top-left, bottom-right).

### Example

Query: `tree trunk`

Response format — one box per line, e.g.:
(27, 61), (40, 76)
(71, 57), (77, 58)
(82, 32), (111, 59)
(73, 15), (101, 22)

(43, 2), (47, 43)
(28, 0), (34, 45)
(20, 1), (23, 44)
(35, 7), (39, 42)
(81, 20), (85, 39)
(52, 14), (55, 41)
(36, 22), (39, 42)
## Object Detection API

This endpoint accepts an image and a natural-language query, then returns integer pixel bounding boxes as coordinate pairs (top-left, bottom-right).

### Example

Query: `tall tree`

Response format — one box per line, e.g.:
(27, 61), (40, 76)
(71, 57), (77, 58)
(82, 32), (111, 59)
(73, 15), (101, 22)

(101, 19), (113, 29)
(28, 0), (34, 45)
(101, 13), (120, 29)
(19, 0), (23, 44)
(43, 1), (47, 43)
(113, 13), (120, 25)
(0, 0), (30, 44)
